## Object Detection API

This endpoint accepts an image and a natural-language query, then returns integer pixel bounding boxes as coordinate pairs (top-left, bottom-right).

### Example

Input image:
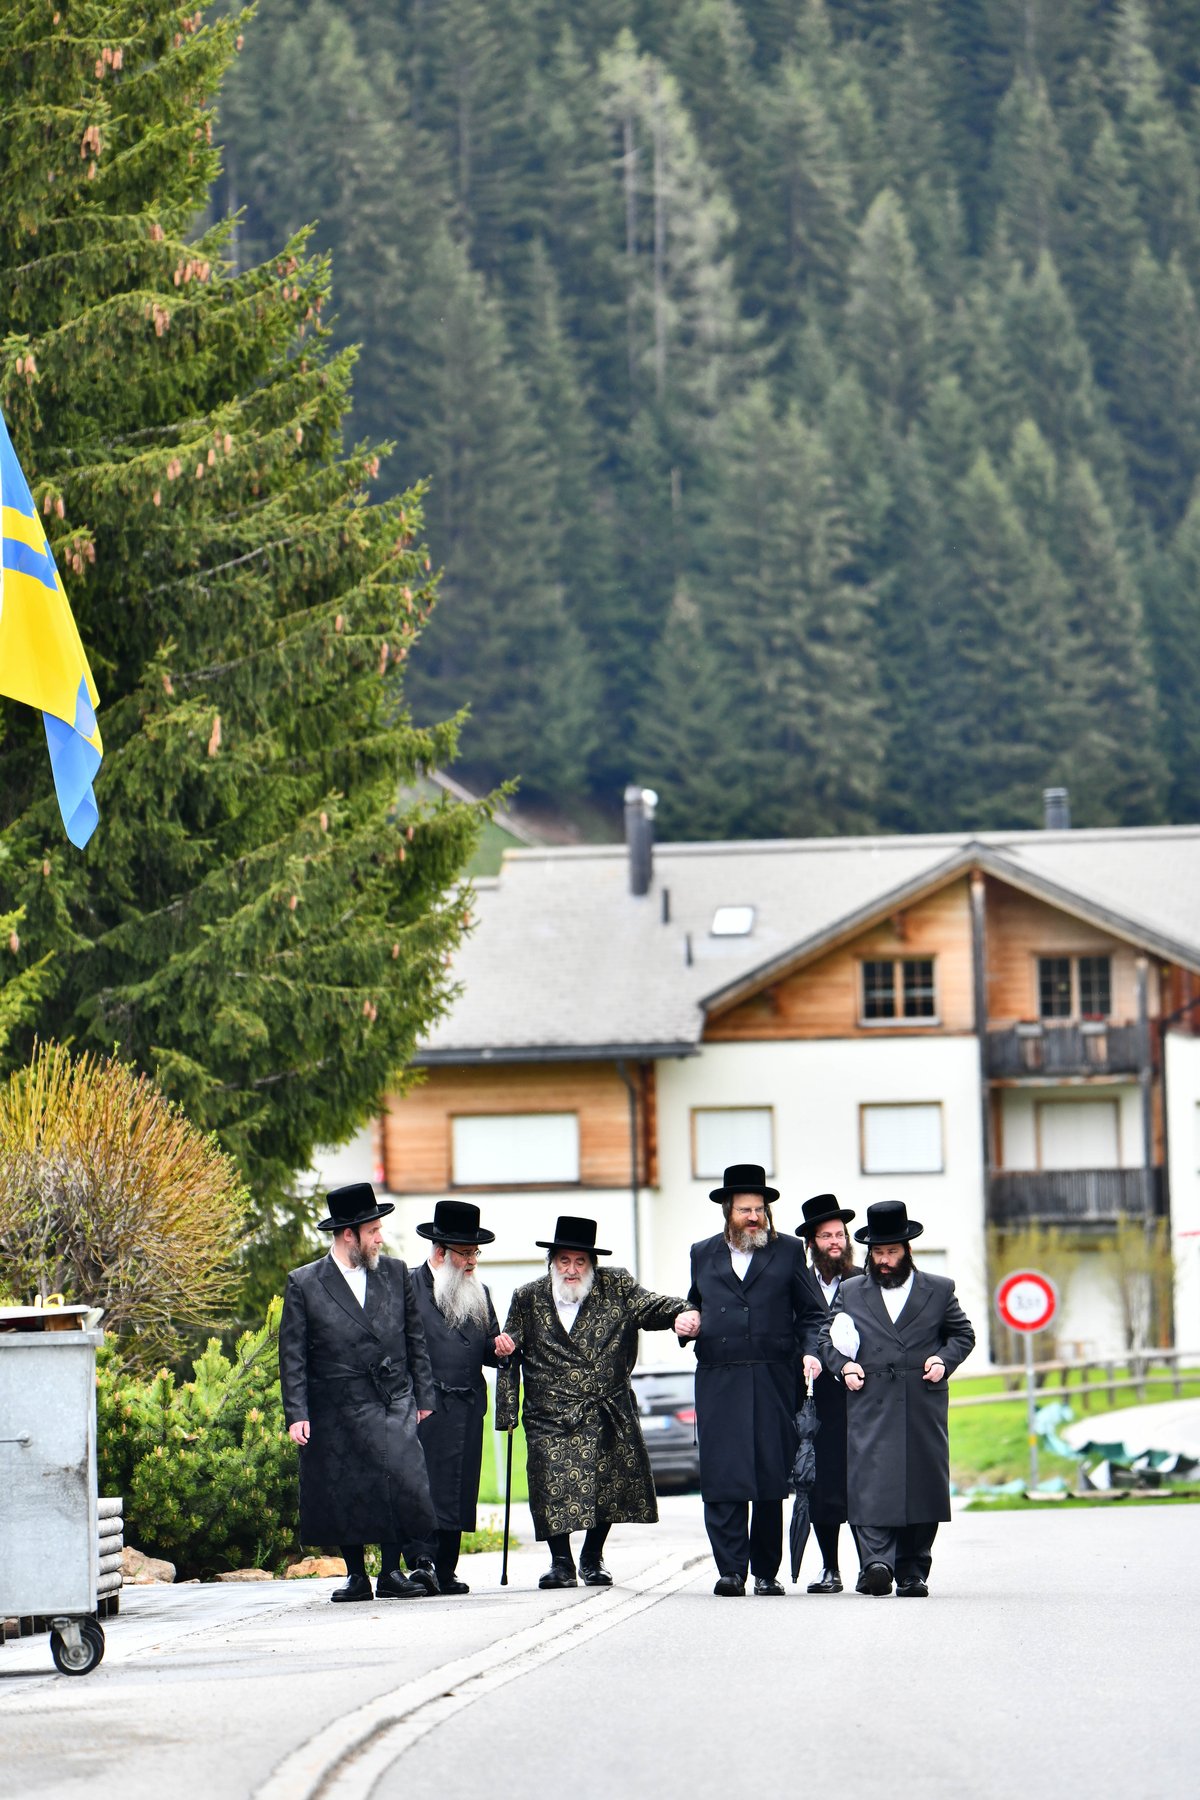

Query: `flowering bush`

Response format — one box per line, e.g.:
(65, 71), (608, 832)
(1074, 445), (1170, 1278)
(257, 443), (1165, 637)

(97, 1299), (299, 1577)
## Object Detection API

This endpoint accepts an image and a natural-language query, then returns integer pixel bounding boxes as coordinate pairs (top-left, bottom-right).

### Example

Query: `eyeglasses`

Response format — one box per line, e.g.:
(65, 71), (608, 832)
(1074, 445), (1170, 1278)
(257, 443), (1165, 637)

(448, 1248), (481, 1264)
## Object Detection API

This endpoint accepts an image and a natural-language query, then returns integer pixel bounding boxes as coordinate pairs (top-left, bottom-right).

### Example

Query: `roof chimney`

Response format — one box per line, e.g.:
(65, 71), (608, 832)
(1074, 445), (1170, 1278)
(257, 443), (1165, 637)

(1043, 786), (1070, 830)
(624, 785), (657, 896)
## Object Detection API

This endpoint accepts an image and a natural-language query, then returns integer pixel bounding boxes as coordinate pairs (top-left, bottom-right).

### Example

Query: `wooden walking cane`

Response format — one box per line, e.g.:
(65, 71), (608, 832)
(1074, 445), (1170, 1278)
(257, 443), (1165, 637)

(500, 1428), (514, 1586)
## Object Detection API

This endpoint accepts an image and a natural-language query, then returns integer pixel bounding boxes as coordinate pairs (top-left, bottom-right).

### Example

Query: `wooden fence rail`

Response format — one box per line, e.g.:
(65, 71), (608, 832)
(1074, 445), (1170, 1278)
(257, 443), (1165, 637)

(950, 1348), (1200, 1410)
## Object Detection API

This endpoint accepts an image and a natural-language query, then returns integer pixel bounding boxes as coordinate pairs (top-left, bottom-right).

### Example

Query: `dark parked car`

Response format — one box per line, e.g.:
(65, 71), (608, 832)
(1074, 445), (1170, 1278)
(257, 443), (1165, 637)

(631, 1366), (700, 1491)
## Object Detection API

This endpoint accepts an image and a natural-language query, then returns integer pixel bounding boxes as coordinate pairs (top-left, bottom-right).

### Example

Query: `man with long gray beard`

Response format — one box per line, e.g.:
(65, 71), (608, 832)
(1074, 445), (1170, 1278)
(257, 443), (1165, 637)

(279, 1183), (438, 1602)
(399, 1201), (514, 1595)
(678, 1164), (824, 1596)
(819, 1201), (975, 1598)
(496, 1216), (697, 1589)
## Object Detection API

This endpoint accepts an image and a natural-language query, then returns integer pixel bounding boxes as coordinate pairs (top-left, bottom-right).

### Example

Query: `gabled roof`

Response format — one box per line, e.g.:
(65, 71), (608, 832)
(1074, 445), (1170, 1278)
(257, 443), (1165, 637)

(416, 825), (1200, 1063)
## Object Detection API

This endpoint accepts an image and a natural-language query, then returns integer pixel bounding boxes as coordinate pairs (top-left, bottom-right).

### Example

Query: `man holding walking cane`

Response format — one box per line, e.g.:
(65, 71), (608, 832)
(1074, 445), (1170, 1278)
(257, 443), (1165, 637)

(495, 1216), (697, 1589)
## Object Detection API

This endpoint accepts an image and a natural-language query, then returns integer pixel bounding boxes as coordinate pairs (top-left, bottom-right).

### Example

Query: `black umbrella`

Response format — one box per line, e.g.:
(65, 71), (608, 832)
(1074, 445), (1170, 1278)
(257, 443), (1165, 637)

(789, 1376), (821, 1584)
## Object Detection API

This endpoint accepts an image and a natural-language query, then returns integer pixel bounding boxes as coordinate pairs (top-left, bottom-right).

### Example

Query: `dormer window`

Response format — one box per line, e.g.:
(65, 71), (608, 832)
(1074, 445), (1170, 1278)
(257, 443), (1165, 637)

(711, 905), (755, 937)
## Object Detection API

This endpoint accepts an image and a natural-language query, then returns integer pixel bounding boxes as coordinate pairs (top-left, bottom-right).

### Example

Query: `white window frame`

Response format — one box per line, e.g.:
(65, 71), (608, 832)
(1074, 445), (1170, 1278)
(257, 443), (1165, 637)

(451, 1112), (580, 1188)
(691, 1106), (775, 1180)
(859, 1102), (944, 1175)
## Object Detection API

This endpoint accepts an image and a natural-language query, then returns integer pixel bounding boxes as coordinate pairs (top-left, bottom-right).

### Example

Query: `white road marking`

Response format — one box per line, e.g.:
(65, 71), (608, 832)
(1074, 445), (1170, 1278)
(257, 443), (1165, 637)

(255, 1549), (707, 1800)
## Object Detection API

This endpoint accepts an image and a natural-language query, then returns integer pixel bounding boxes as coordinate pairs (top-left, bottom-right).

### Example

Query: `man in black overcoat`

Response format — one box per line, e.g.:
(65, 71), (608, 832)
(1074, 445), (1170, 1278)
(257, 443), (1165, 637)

(818, 1201), (975, 1598)
(793, 1192), (862, 1594)
(279, 1182), (439, 1603)
(399, 1200), (515, 1596)
(678, 1164), (825, 1597)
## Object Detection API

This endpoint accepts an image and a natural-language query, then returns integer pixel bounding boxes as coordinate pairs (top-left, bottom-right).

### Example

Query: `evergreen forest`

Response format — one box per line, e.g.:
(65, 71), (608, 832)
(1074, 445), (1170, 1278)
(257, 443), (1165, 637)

(215, 0), (1200, 840)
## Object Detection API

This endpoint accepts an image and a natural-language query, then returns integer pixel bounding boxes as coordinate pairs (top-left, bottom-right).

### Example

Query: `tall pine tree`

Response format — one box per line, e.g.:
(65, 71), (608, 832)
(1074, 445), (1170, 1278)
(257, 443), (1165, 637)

(0, 1), (482, 1206)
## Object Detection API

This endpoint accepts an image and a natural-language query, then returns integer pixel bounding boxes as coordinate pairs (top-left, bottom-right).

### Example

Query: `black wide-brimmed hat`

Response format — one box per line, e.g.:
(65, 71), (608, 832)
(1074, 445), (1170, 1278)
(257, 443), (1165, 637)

(853, 1200), (924, 1246)
(534, 1215), (611, 1256)
(416, 1199), (495, 1247)
(709, 1162), (779, 1204)
(316, 1181), (395, 1233)
(795, 1193), (856, 1237)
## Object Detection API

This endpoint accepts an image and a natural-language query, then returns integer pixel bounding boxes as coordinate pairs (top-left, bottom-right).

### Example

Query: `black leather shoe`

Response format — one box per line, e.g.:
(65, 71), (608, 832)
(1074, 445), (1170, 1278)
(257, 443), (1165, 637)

(855, 1562), (893, 1597)
(405, 1560), (441, 1596)
(436, 1571), (470, 1595)
(375, 1568), (422, 1599)
(713, 1574), (746, 1596)
(807, 1567), (843, 1594)
(538, 1557), (578, 1589)
(331, 1573), (374, 1603)
(579, 1560), (613, 1587)
(753, 1577), (785, 1596)
(896, 1577), (929, 1597)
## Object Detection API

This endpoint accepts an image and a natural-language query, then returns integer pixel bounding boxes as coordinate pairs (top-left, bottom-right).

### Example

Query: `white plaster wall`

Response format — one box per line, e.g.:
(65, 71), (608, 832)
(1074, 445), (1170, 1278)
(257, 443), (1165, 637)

(1166, 1033), (1200, 1350)
(652, 1038), (989, 1364)
(382, 1186), (641, 1336)
(1051, 1253), (1127, 1355)
(303, 1124), (381, 1195)
(997, 1084), (1144, 1169)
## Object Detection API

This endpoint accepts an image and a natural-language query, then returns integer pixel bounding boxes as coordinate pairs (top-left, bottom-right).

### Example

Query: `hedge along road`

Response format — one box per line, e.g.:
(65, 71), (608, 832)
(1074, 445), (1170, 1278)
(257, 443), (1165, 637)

(0, 1496), (1198, 1800)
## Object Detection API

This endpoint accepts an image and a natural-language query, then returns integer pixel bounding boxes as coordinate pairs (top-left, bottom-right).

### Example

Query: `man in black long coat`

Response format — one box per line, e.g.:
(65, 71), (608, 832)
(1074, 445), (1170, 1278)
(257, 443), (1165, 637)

(679, 1164), (825, 1597)
(819, 1200), (975, 1598)
(399, 1200), (514, 1596)
(279, 1182), (438, 1603)
(794, 1193), (862, 1594)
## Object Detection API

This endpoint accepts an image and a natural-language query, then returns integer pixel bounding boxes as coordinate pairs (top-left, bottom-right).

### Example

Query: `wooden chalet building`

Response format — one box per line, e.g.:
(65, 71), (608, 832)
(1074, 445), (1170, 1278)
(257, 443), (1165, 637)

(332, 793), (1200, 1362)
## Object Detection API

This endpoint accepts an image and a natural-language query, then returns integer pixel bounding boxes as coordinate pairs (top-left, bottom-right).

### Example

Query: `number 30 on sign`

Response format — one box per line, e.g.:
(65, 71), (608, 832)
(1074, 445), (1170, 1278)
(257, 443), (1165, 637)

(995, 1269), (1058, 1334)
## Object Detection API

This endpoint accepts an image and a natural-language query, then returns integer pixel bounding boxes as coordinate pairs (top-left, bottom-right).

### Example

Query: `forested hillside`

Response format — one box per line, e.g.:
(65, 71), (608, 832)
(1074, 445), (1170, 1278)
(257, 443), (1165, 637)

(215, 0), (1200, 838)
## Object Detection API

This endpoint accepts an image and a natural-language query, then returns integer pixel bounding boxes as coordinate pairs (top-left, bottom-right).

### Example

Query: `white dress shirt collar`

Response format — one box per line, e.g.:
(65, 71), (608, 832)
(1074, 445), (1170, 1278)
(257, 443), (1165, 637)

(329, 1250), (367, 1307)
(880, 1268), (915, 1321)
(729, 1245), (754, 1281)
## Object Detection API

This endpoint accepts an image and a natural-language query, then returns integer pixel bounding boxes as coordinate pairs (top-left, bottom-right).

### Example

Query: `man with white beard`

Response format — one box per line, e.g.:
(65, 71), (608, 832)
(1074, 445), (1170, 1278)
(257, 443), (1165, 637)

(496, 1216), (698, 1589)
(677, 1165), (825, 1596)
(399, 1201), (515, 1595)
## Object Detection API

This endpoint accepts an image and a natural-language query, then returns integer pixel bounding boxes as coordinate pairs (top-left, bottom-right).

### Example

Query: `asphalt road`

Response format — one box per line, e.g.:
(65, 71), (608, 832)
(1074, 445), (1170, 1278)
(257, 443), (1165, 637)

(1, 1494), (1196, 1800)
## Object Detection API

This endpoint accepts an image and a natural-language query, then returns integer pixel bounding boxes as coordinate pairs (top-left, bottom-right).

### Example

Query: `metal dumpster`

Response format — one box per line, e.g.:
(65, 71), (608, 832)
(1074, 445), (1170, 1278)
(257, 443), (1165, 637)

(0, 1318), (106, 1675)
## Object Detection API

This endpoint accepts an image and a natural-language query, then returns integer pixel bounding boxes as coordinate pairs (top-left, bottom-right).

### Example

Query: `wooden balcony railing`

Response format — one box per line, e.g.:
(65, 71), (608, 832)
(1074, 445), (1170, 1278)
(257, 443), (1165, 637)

(988, 1167), (1164, 1225)
(985, 1021), (1145, 1078)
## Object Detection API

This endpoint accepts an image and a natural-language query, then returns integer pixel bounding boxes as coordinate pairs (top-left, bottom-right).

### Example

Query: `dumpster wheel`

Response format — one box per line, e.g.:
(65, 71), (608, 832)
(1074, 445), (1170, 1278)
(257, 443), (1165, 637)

(49, 1619), (105, 1676)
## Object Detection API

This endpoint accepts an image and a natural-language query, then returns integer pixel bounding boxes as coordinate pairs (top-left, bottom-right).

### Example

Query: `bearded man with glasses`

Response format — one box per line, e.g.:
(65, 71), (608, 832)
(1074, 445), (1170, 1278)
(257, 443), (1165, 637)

(793, 1193), (863, 1594)
(399, 1201), (515, 1596)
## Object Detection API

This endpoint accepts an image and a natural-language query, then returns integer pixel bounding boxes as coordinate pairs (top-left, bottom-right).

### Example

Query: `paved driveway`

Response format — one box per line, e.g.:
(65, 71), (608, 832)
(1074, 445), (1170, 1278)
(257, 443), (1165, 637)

(1060, 1395), (1200, 1457)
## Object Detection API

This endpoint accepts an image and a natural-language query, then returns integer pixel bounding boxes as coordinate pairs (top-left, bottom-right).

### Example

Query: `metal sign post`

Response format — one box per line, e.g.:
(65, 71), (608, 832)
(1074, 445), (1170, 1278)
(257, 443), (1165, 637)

(995, 1269), (1059, 1492)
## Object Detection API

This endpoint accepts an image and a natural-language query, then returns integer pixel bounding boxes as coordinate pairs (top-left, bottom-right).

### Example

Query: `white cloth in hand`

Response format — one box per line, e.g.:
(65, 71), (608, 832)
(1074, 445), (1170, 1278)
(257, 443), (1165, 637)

(829, 1312), (860, 1359)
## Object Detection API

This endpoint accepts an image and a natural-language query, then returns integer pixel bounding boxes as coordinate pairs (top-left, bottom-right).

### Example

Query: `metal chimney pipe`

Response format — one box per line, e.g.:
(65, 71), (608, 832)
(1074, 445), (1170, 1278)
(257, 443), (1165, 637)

(624, 785), (657, 896)
(1043, 787), (1070, 830)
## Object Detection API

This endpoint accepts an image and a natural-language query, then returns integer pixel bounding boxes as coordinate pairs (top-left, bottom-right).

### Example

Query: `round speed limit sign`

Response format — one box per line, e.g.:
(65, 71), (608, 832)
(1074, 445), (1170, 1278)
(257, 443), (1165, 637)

(995, 1269), (1058, 1333)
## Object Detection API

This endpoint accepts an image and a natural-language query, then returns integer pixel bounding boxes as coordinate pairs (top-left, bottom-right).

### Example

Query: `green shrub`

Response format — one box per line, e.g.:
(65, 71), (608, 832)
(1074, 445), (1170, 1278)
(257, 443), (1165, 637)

(97, 1298), (299, 1578)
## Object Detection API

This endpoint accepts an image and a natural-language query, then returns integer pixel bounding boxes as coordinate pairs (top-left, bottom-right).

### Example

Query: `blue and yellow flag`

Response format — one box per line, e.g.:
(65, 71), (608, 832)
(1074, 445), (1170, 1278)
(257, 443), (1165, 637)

(0, 409), (102, 847)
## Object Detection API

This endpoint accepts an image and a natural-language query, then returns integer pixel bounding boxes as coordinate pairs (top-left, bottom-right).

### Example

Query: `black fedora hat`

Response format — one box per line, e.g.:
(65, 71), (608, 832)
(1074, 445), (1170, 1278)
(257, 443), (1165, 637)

(416, 1199), (495, 1247)
(316, 1181), (395, 1233)
(795, 1193), (856, 1237)
(709, 1162), (779, 1204)
(853, 1200), (924, 1246)
(534, 1215), (611, 1256)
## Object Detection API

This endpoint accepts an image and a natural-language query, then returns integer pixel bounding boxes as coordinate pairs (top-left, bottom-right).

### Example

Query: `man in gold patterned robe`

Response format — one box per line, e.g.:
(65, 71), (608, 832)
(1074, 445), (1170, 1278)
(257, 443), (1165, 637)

(496, 1215), (697, 1589)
